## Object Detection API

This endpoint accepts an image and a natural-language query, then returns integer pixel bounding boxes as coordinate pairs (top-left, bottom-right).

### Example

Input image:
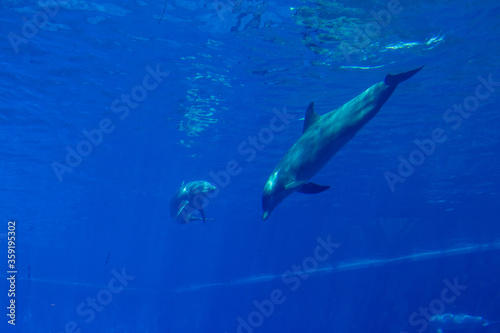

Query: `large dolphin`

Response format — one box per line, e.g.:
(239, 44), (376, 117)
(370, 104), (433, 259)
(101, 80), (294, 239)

(170, 181), (216, 223)
(262, 66), (423, 220)
(429, 313), (498, 332)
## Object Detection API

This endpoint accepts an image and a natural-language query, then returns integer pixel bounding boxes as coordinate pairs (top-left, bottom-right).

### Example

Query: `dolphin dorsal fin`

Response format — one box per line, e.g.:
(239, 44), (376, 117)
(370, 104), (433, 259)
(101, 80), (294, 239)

(303, 102), (319, 133)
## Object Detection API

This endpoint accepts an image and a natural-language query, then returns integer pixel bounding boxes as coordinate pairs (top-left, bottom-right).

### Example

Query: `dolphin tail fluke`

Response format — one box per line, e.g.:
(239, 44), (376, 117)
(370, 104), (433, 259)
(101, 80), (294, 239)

(189, 216), (215, 222)
(384, 65), (424, 86)
(200, 209), (207, 223)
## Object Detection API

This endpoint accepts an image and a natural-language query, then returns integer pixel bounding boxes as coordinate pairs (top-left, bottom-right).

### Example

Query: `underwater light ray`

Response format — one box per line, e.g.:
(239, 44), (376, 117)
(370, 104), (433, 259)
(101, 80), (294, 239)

(6, 241), (500, 294)
(173, 240), (500, 293)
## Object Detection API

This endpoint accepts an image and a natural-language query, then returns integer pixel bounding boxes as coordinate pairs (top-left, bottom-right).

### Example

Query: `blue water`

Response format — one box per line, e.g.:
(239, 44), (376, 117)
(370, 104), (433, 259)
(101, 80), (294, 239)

(1, 0), (500, 332)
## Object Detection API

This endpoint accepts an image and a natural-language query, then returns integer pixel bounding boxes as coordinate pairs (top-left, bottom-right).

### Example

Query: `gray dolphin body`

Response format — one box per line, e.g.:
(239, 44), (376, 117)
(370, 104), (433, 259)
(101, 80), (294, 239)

(429, 313), (498, 332)
(262, 67), (423, 220)
(170, 181), (216, 223)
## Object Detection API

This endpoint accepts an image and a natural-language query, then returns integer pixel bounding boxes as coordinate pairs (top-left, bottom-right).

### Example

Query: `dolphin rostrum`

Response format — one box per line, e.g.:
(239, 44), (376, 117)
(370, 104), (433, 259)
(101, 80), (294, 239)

(262, 66), (423, 220)
(170, 180), (216, 223)
(429, 313), (499, 332)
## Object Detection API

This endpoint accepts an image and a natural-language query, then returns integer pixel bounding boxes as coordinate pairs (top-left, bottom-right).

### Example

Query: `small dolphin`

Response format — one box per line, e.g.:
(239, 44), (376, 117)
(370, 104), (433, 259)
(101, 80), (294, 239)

(170, 181), (216, 223)
(262, 66), (423, 220)
(429, 313), (498, 332)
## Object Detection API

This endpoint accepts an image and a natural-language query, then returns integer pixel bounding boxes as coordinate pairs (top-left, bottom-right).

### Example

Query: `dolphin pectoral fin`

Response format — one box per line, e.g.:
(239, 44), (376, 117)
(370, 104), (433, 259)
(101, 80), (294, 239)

(296, 182), (330, 194)
(175, 200), (190, 219)
(384, 65), (424, 86)
(285, 180), (305, 190)
(303, 102), (320, 133)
